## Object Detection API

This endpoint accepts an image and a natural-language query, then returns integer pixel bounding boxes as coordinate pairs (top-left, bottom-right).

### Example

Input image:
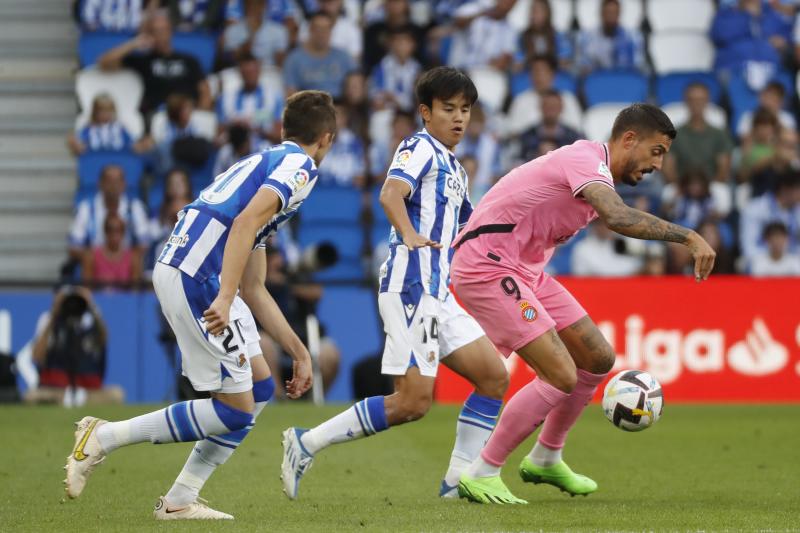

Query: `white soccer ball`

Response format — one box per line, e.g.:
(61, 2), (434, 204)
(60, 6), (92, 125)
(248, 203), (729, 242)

(602, 370), (664, 432)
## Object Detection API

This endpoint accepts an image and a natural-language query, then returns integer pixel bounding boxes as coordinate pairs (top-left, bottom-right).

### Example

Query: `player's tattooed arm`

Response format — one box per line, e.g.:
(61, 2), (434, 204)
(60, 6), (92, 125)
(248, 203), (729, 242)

(581, 183), (716, 280)
(580, 183), (689, 243)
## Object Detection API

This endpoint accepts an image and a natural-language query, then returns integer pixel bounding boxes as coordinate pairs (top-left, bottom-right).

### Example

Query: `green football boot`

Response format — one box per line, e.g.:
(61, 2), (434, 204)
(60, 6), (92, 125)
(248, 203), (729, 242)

(518, 457), (598, 496)
(457, 474), (528, 505)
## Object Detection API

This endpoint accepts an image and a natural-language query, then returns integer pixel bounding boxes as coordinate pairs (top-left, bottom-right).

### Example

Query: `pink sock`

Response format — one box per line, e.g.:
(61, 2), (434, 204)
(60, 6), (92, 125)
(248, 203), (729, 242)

(481, 378), (569, 467)
(538, 369), (608, 450)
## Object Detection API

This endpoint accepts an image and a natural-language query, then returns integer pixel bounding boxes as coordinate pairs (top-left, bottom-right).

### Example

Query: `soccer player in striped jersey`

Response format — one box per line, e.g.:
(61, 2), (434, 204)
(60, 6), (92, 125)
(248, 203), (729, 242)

(64, 91), (337, 519)
(282, 67), (510, 500)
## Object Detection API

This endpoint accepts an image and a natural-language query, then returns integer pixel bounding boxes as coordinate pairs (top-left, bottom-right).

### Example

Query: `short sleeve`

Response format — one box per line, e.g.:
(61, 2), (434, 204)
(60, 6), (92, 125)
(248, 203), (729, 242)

(386, 137), (434, 195)
(261, 152), (316, 210)
(561, 143), (615, 197)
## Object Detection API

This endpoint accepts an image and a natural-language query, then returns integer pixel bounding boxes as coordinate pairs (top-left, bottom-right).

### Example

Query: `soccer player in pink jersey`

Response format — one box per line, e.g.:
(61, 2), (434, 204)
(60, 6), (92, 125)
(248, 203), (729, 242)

(451, 103), (717, 504)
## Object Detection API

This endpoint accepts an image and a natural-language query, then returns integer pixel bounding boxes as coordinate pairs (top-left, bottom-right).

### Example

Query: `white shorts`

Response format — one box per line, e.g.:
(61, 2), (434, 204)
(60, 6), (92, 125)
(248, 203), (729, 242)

(153, 263), (261, 393)
(379, 287), (485, 378)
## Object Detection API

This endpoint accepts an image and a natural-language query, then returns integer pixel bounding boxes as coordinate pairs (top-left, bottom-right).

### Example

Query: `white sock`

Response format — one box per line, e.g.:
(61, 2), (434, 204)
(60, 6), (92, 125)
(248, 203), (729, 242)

(443, 393), (502, 487)
(95, 398), (252, 453)
(465, 456), (501, 479)
(301, 396), (388, 455)
(529, 440), (563, 467)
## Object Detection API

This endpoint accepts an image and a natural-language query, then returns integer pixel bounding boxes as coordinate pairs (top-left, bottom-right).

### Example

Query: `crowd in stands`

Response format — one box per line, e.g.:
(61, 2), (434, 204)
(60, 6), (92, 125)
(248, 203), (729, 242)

(66, 0), (800, 288)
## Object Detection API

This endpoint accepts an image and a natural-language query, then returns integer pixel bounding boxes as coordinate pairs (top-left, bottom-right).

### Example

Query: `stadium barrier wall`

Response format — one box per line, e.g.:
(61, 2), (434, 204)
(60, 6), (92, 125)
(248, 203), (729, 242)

(0, 287), (382, 403)
(2, 277), (798, 404)
(436, 276), (800, 403)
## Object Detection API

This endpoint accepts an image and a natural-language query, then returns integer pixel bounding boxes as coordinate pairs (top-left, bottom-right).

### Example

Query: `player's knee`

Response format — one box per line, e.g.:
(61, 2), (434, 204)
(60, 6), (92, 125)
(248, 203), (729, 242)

(476, 367), (509, 399)
(212, 397), (255, 430)
(549, 367), (577, 394)
(592, 343), (616, 374)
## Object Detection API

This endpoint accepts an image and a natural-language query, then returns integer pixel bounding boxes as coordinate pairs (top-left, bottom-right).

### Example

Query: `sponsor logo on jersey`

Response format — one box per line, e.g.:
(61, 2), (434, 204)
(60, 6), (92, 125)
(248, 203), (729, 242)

(289, 169), (309, 193)
(519, 301), (538, 322)
(167, 234), (190, 247)
(393, 149), (412, 170)
(598, 161), (613, 181)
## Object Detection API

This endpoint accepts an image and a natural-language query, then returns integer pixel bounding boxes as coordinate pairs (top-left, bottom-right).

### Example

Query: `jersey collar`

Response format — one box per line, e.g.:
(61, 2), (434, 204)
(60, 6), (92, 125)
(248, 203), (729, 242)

(421, 128), (455, 156)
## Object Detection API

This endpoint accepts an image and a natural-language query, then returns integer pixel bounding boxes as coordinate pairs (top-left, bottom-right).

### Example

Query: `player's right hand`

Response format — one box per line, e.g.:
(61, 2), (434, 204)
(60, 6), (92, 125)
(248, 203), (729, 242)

(203, 297), (232, 336)
(686, 232), (716, 281)
(286, 357), (313, 399)
(403, 232), (443, 250)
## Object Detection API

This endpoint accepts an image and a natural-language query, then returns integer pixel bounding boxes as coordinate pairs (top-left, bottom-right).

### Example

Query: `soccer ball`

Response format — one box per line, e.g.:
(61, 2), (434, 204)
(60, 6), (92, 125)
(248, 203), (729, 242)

(602, 370), (664, 432)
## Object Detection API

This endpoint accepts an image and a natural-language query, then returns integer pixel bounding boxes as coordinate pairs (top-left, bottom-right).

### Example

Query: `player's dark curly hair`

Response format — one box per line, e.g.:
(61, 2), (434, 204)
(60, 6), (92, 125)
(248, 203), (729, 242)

(610, 103), (677, 141)
(282, 90), (337, 145)
(415, 67), (478, 110)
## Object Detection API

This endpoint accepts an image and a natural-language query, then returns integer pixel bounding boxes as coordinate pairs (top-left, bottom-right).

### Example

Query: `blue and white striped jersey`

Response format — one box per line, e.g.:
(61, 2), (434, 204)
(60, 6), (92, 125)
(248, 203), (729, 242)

(379, 129), (473, 301)
(158, 141), (318, 281)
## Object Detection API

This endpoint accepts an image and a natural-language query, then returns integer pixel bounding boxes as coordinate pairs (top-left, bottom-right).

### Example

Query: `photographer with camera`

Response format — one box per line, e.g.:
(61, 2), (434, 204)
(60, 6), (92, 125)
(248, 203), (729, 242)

(24, 286), (124, 406)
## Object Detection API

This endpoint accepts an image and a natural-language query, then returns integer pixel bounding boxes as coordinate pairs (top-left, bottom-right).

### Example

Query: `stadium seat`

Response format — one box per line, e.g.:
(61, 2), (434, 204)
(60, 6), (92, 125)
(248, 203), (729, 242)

(301, 185), (363, 224)
(76, 67), (143, 118)
(646, 0), (714, 32)
(78, 31), (133, 67)
(661, 101), (728, 130)
(506, 0), (574, 33)
(76, 151), (145, 201)
(583, 70), (648, 107)
(649, 32), (714, 74)
(172, 31), (216, 74)
(655, 72), (721, 106)
(297, 223), (364, 260)
(370, 184), (389, 224)
(582, 103), (628, 141)
(313, 258), (365, 283)
(468, 67), (508, 112)
(575, 0), (643, 31)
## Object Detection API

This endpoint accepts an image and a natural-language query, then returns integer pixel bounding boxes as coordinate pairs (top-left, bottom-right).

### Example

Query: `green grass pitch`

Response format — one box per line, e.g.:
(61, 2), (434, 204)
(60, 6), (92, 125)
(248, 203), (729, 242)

(2, 403), (798, 532)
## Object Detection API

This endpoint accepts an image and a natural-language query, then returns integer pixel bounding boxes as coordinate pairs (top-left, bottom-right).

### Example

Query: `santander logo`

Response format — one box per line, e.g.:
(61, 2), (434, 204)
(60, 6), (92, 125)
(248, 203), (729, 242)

(503, 315), (798, 385)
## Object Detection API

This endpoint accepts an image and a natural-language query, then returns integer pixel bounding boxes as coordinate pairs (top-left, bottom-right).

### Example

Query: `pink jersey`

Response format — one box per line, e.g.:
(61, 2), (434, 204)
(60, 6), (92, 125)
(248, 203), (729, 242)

(453, 140), (614, 280)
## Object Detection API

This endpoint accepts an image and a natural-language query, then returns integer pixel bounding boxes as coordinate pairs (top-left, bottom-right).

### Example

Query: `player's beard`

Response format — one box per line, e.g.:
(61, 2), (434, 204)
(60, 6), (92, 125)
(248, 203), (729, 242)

(621, 160), (640, 186)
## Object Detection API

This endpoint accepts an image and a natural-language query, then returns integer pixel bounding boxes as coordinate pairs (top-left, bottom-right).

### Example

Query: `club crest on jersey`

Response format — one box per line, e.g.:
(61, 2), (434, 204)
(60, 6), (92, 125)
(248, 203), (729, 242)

(598, 161), (613, 181)
(167, 234), (189, 247)
(394, 149), (412, 169)
(519, 301), (537, 322)
(289, 169), (309, 193)
(238, 354), (247, 368)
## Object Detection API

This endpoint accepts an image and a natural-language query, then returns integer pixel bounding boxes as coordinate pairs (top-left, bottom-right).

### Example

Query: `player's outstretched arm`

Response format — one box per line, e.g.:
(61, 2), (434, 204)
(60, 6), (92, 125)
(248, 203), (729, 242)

(239, 251), (312, 399)
(581, 183), (716, 281)
(379, 178), (443, 249)
(204, 189), (281, 336)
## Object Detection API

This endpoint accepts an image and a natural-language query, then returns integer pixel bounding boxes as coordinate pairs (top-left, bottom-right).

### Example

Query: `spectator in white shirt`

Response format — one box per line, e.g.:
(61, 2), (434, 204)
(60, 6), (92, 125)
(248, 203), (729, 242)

(448, 0), (518, 70)
(751, 221), (800, 276)
(571, 220), (642, 276)
(739, 173), (800, 260)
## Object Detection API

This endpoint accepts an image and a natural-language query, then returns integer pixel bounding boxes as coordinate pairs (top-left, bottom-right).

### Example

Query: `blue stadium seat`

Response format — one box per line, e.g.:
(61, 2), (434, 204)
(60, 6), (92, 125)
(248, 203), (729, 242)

(313, 258), (365, 283)
(583, 70), (649, 107)
(509, 70), (577, 98)
(370, 184), (389, 224)
(655, 72), (721, 105)
(76, 151), (145, 202)
(301, 185), (363, 224)
(78, 31), (133, 67)
(172, 32), (216, 74)
(370, 222), (393, 248)
(297, 223), (364, 260)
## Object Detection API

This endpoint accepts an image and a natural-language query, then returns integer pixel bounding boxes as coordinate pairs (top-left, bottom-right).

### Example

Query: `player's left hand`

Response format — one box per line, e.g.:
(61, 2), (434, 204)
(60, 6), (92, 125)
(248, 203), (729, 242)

(203, 297), (232, 336)
(286, 358), (313, 400)
(686, 231), (716, 281)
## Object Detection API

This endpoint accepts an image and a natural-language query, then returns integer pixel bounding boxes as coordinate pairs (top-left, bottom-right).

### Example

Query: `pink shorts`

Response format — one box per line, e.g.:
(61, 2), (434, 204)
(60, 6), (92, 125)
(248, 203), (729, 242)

(450, 266), (587, 357)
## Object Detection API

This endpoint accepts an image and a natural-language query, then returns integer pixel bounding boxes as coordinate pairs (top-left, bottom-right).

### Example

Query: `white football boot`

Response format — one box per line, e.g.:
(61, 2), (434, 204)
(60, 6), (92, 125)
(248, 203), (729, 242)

(153, 496), (234, 520)
(64, 416), (107, 499)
